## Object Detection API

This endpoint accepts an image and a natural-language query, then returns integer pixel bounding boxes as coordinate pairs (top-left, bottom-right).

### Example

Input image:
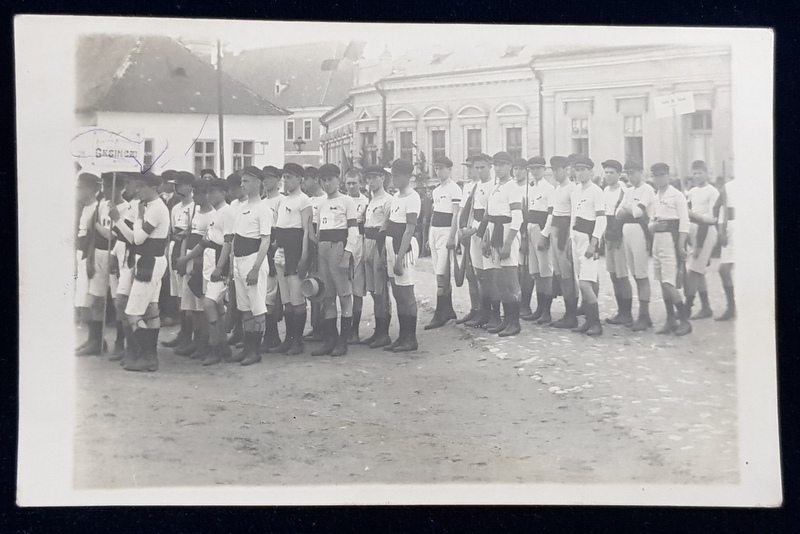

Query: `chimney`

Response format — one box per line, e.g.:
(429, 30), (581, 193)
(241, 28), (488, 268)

(379, 45), (393, 78)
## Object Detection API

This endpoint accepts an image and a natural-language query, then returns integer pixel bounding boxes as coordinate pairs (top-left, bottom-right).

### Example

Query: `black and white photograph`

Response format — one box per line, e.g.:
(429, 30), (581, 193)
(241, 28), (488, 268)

(15, 16), (778, 506)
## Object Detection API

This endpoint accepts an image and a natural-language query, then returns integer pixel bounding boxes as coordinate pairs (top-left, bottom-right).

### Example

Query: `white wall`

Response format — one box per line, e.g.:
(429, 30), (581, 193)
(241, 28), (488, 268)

(95, 111), (285, 176)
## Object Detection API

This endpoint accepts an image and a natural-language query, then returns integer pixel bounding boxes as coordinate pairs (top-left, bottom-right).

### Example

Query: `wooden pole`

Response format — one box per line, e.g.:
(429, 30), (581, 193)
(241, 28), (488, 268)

(217, 40), (226, 178)
(100, 172), (117, 351)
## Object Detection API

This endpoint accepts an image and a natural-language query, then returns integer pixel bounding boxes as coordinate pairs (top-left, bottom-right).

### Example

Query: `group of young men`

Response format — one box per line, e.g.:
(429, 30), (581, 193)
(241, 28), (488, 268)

(74, 149), (735, 372)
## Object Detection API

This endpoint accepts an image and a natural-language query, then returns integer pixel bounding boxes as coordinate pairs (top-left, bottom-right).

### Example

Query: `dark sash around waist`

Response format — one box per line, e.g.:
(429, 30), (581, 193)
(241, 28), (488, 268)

(693, 221), (713, 249)
(93, 233), (110, 251)
(473, 208), (485, 223)
(573, 217), (596, 237)
(551, 215), (571, 251)
(654, 219), (682, 264)
(386, 220), (407, 254)
(431, 211), (453, 227)
(604, 214), (624, 244)
(77, 236), (89, 258)
(358, 221), (365, 235)
(319, 229), (348, 243)
(274, 227), (304, 275)
(233, 234), (261, 257)
(364, 227), (381, 239)
(488, 215), (512, 249)
(525, 210), (548, 228)
(134, 237), (167, 283)
(170, 227), (187, 266)
(727, 207), (736, 221)
(206, 241), (231, 278)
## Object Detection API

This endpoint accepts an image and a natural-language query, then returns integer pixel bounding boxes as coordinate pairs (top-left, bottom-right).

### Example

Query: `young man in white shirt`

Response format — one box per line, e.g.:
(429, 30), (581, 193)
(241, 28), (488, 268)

(523, 156), (556, 324)
(569, 156), (607, 336)
(382, 159), (421, 352)
(302, 165), (327, 341)
(224, 172), (248, 347)
(360, 166), (394, 348)
(715, 176), (736, 320)
(108, 171), (171, 372)
(425, 156), (461, 330)
(345, 169), (370, 343)
(601, 159), (633, 326)
(684, 160), (721, 320)
(258, 165), (285, 353)
(311, 164), (359, 356)
(162, 172), (195, 349)
(109, 174), (139, 361)
(649, 163), (692, 336)
(455, 156), (481, 325)
(512, 158), (535, 319)
(616, 160), (656, 331)
(74, 173), (103, 355)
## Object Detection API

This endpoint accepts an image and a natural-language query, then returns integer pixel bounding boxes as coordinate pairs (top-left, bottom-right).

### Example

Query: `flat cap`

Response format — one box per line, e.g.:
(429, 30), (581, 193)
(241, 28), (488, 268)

(527, 156), (546, 167)
(567, 153), (581, 165)
(623, 160), (644, 171)
(160, 169), (178, 182)
(572, 155), (594, 169)
(282, 163), (305, 178)
(550, 156), (569, 169)
(432, 156), (453, 168)
(601, 159), (622, 172)
(512, 157), (529, 169)
(226, 173), (242, 187)
(391, 158), (414, 175)
(130, 171), (162, 188)
(192, 180), (210, 192)
(172, 171), (196, 185)
(492, 151), (513, 164)
(472, 153), (492, 163)
(199, 168), (218, 179)
(262, 165), (281, 179)
(318, 163), (341, 179)
(364, 165), (389, 176)
(206, 178), (229, 192)
(101, 172), (125, 186)
(303, 165), (318, 178)
(650, 162), (670, 175)
(691, 160), (707, 171)
(77, 172), (100, 186)
(241, 166), (264, 180)
(461, 155), (476, 166)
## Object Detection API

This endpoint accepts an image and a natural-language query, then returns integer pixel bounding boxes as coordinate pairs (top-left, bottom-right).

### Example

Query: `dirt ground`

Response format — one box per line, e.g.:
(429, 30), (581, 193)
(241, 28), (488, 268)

(74, 256), (738, 488)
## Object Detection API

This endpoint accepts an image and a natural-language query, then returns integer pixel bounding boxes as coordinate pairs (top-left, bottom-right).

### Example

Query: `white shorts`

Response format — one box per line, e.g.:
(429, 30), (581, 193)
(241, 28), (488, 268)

(652, 233), (678, 286)
(485, 222), (520, 269)
(470, 231), (487, 271)
(527, 223), (554, 278)
(352, 234), (366, 297)
(233, 252), (269, 316)
(87, 249), (110, 298)
(571, 232), (599, 283)
(386, 235), (418, 287)
(74, 251), (91, 308)
(622, 224), (650, 280)
(168, 241), (181, 297)
(429, 225), (451, 276)
(605, 240), (628, 278)
(125, 255), (168, 317)
(719, 222), (734, 264)
(202, 248), (228, 304)
(688, 223), (717, 274)
(551, 225), (574, 280)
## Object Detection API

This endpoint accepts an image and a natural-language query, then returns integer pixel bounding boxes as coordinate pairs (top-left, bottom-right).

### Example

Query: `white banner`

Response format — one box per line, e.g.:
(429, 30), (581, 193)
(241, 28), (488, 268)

(654, 92), (697, 119)
(71, 128), (145, 173)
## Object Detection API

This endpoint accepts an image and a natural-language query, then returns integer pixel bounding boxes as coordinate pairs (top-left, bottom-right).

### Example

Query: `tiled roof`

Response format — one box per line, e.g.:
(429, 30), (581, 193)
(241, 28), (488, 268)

(224, 42), (356, 109)
(76, 34), (289, 116)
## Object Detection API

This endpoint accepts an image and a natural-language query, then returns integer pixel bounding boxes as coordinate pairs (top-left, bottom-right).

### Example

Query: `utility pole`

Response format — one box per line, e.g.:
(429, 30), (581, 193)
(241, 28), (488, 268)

(216, 39), (226, 178)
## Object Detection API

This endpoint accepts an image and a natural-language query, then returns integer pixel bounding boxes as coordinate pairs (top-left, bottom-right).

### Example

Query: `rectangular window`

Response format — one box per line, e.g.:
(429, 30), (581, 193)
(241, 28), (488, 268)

(232, 140), (254, 171)
(303, 119), (313, 140)
(193, 140), (215, 177)
(689, 110), (713, 170)
(361, 131), (377, 166)
(431, 130), (446, 161)
(466, 128), (482, 157)
(286, 120), (295, 141)
(571, 118), (589, 156)
(400, 131), (414, 162)
(143, 138), (154, 168)
(506, 127), (522, 159)
(623, 116), (643, 163)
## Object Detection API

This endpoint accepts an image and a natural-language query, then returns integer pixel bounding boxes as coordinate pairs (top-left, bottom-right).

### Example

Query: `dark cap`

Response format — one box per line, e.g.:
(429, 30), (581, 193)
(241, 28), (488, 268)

(101, 172), (125, 187)
(226, 172), (242, 187)
(240, 166), (264, 181)
(318, 163), (341, 179)
(262, 165), (281, 179)
(174, 171), (196, 186)
(304, 165), (318, 178)
(472, 153), (492, 163)
(461, 154), (476, 166)
(691, 160), (707, 171)
(623, 160), (643, 171)
(492, 151), (513, 164)
(527, 156), (546, 167)
(130, 171), (162, 188)
(160, 169), (178, 183)
(601, 159), (622, 172)
(432, 156), (453, 168)
(391, 159), (414, 175)
(567, 153), (581, 165)
(207, 178), (229, 192)
(572, 155), (594, 169)
(199, 168), (218, 179)
(77, 172), (100, 186)
(283, 162), (305, 178)
(550, 156), (569, 169)
(512, 157), (529, 169)
(192, 180), (209, 192)
(364, 165), (388, 176)
(650, 162), (670, 176)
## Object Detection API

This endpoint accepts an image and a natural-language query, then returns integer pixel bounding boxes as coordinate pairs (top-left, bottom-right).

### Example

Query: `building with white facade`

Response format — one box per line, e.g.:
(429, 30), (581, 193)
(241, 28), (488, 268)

(75, 34), (289, 176)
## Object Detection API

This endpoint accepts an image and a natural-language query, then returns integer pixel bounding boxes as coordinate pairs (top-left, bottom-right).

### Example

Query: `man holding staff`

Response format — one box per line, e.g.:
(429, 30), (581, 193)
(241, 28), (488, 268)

(522, 156), (556, 324)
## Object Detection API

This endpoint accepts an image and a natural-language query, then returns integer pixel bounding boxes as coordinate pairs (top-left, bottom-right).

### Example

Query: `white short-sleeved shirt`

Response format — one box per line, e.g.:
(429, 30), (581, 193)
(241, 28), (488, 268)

(549, 181), (575, 216)
(571, 182), (605, 222)
(319, 194), (358, 231)
(431, 180), (462, 214)
(142, 198), (170, 239)
(472, 180), (494, 212)
(687, 183), (721, 220)
(487, 179), (523, 217)
(603, 183), (628, 214)
(171, 200), (195, 230)
(275, 192), (312, 229)
(234, 198), (272, 238)
(207, 203), (236, 246)
(528, 179), (554, 212)
(654, 186), (690, 233)
(97, 199), (129, 231)
(190, 206), (215, 237)
(77, 203), (96, 238)
(310, 193), (326, 226)
(619, 182), (655, 219)
(262, 194), (283, 227)
(388, 190), (422, 224)
(350, 194), (369, 224)
(459, 181), (479, 210)
(366, 192), (393, 229)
